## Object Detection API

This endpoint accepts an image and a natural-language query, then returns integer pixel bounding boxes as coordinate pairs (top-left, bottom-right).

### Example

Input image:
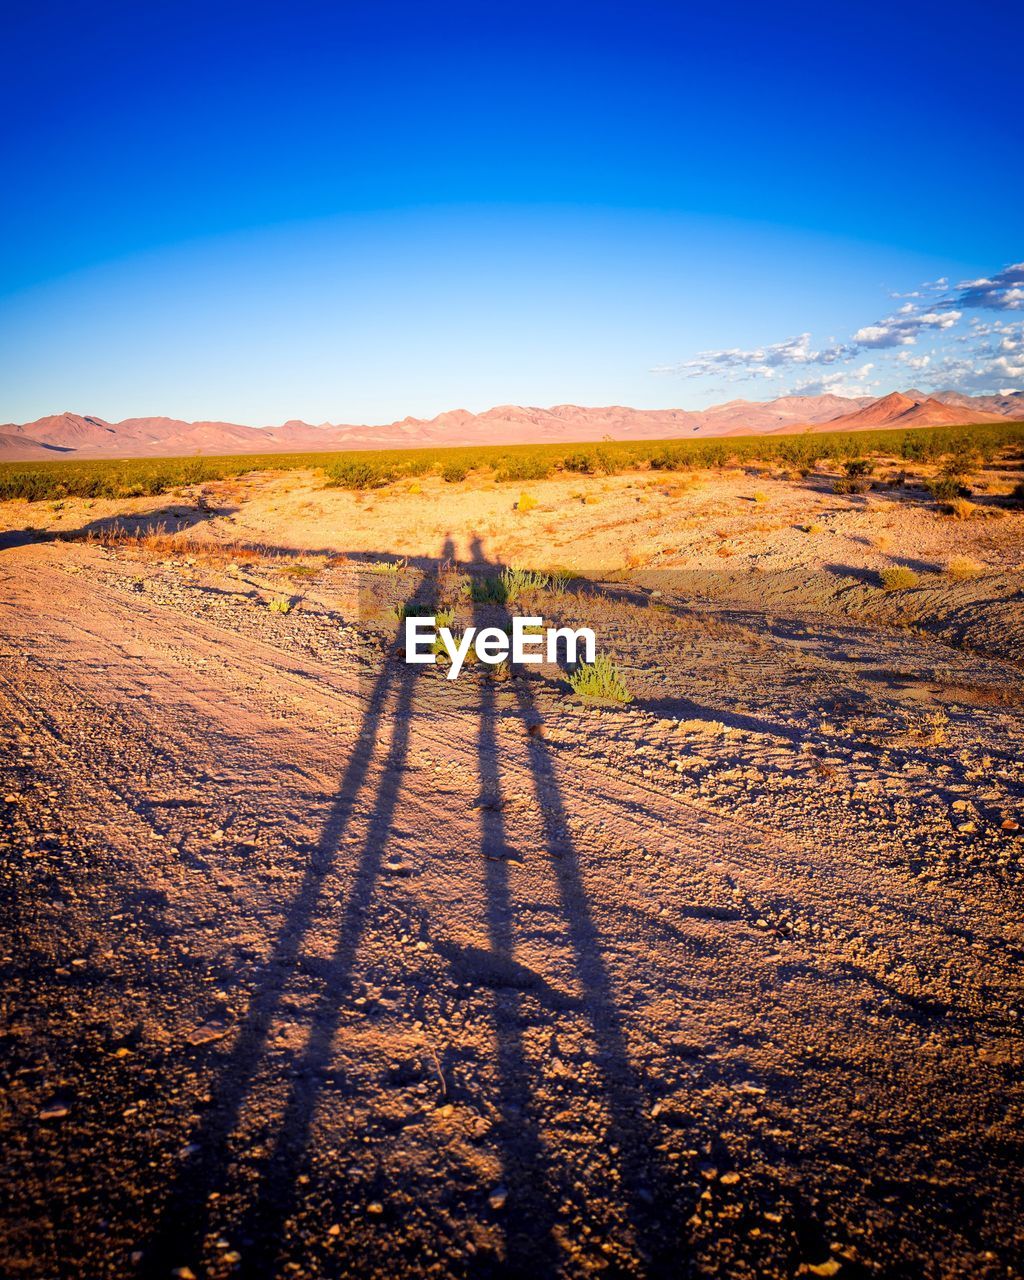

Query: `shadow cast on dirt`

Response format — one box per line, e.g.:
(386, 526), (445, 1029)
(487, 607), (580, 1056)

(0, 504), (239, 552)
(133, 538), (699, 1277)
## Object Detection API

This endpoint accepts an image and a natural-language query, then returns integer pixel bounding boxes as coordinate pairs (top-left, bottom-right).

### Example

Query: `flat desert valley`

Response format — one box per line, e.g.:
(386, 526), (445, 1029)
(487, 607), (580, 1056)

(2, 448), (1023, 1279)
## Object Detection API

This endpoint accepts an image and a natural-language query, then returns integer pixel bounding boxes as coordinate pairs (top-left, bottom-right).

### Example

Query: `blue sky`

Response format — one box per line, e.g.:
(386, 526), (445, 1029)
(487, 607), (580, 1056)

(2, 0), (1021, 424)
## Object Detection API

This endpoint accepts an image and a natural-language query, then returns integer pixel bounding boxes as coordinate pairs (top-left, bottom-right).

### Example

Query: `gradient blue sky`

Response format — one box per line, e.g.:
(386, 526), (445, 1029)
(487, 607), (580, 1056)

(2, 0), (1022, 425)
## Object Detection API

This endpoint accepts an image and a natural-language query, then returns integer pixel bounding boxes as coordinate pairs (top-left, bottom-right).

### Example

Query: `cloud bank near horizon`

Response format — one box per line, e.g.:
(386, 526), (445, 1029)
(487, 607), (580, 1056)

(653, 261), (1024, 398)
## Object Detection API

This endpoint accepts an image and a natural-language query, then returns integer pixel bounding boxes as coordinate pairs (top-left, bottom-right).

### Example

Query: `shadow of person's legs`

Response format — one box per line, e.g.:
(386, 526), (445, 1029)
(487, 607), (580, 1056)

(137, 565), (431, 1278)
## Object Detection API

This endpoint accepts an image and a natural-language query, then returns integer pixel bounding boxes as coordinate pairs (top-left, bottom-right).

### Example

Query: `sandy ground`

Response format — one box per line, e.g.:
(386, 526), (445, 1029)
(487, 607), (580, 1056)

(1, 460), (1023, 1279)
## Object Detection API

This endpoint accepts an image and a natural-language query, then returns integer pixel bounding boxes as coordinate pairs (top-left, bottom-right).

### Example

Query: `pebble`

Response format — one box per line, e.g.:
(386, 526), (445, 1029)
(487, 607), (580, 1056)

(187, 1018), (232, 1046)
(488, 1187), (508, 1210)
(38, 1100), (70, 1121)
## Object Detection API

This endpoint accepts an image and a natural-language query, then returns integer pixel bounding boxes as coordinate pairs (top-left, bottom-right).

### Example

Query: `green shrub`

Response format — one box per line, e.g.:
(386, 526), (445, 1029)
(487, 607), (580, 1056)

(833, 477), (870, 495)
(442, 462), (468, 483)
(568, 655), (632, 704)
(494, 455), (552, 482)
(927, 475), (969, 502)
(879, 566), (920, 591)
(3, 420), (1022, 504)
(326, 458), (397, 489)
(562, 451), (598, 473)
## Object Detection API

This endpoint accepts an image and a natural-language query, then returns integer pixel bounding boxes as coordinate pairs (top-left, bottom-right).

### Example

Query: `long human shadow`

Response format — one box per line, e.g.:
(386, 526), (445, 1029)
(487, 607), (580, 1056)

(467, 549), (564, 1271)
(223, 544), (459, 1275)
(466, 537), (690, 1272)
(137, 538), (689, 1275)
(136, 559), (434, 1278)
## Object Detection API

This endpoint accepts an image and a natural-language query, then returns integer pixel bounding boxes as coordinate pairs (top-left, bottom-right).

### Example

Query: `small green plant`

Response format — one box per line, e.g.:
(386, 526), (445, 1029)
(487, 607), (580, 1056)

(467, 566), (548, 605)
(546, 567), (574, 594)
(833, 476), (871, 495)
(502, 566), (548, 601)
(517, 492), (539, 511)
(442, 462), (468, 483)
(879, 566), (920, 591)
(268, 596), (292, 613)
(467, 575), (508, 604)
(568, 655), (632, 704)
(429, 609), (456, 658)
(394, 599), (436, 623)
(844, 458), (874, 478)
(801, 522), (823, 534)
(751, 490), (768, 503)
(369, 559), (404, 574)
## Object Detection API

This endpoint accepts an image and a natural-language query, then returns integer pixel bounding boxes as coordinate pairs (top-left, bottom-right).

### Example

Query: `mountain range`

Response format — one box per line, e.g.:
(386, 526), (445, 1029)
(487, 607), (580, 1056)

(1, 390), (1021, 461)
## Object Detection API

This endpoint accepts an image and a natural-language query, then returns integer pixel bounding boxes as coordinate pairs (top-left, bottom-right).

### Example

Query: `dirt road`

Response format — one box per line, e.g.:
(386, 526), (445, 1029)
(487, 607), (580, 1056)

(2, 538), (1023, 1279)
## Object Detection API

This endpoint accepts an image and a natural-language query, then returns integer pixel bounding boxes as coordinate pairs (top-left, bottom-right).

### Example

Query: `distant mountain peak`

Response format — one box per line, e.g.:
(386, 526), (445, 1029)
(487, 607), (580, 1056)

(1, 388), (1019, 461)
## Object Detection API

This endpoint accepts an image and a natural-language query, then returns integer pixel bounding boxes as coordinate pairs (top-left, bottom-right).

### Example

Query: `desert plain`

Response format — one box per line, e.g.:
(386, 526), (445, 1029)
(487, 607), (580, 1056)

(1, 447), (1023, 1279)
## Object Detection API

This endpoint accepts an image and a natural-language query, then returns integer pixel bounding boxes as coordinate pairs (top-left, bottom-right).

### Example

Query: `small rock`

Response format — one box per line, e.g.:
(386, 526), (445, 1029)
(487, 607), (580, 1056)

(187, 1018), (232, 1046)
(367, 1201), (384, 1215)
(488, 1187), (508, 1211)
(38, 1099), (70, 1121)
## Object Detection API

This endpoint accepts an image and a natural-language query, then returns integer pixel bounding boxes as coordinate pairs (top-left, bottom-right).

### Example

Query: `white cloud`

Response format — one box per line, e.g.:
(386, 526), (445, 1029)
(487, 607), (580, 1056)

(851, 309), (960, 349)
(787, 364), (877, 397)
(652, 259), (1024, 396)
(651, 332), (820, 379)
(947, 262), (1024, 311)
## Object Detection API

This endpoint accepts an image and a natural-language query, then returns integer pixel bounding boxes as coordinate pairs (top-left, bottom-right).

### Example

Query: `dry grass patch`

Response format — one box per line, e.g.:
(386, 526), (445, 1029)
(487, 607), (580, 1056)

(77, 524), (270, 567)
(943, 497), (977, 520)
(945, 556), (985, 581)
